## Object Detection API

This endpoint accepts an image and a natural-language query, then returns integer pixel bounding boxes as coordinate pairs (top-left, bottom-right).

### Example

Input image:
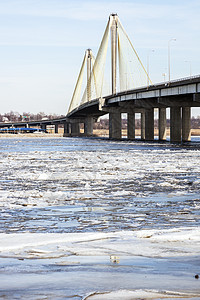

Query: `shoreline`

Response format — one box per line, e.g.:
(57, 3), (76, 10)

(0, 128), (200, 138)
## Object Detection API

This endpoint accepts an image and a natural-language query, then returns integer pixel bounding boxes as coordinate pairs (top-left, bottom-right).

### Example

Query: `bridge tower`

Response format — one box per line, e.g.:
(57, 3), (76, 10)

(110, 14), (118, 94)
(84, 48), (94, 136)
(109, 14), (122, 139)
(67, 13), (155, 140)
(86, 48), (92, 102)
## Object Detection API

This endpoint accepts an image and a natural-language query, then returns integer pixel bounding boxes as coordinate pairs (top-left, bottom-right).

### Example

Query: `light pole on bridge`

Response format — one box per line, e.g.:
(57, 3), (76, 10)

(162, 73), (167, 82)
(168, 38), (176, 82)
(147, 49), (155, 87)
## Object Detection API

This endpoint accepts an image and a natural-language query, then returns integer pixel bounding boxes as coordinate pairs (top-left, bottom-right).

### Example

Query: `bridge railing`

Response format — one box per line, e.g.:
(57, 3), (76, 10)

(159, 74), (200, 86)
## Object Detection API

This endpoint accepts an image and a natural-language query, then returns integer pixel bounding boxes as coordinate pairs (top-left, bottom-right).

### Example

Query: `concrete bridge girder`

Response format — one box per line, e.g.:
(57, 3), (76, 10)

(157, 95), (200, 107)
(193, 93), (200, 102)
(106, 94), (200, 109)
(134, 99), (158, 109)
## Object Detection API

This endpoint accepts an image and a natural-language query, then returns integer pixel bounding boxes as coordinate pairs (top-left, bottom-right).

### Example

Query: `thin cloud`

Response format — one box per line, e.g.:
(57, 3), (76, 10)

(0, 0), (199, 22)
(0, 0), (199, 48)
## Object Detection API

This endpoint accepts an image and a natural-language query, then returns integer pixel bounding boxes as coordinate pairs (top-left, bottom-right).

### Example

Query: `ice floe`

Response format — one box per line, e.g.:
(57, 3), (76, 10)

(84, 289), (199, 299)
(0, 227), (200, 259)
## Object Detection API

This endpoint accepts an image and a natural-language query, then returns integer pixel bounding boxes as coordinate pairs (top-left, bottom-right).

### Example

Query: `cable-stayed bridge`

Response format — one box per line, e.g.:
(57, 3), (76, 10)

(68, 14), (151, 114)
(1, 14), (200, 143)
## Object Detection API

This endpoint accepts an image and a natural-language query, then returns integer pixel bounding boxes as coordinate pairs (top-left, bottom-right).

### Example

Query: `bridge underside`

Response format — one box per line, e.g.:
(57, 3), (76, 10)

(100, 97), (199, 142)
(67, 100), (107, 119)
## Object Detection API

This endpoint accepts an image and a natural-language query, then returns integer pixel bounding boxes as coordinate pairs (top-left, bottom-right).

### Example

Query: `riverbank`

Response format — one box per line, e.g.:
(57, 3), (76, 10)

(0, 128), (200, 138)
(93, 128), (200, 137)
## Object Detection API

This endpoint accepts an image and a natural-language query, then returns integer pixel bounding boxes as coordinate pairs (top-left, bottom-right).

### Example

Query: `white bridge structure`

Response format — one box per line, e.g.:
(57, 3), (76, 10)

(1, 14), (200, 143)
(68, 14), (151, 114)
(66, 14), (200, 143)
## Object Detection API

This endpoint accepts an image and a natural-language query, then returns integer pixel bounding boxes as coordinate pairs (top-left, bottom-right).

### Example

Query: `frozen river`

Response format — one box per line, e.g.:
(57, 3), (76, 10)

(0, 136), (200, 299)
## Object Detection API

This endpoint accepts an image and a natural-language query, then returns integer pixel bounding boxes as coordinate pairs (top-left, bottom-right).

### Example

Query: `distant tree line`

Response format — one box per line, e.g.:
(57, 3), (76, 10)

(0, 111), (65, 122)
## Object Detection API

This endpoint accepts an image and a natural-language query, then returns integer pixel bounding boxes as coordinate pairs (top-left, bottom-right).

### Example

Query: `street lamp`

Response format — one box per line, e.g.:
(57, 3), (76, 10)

(168, 38), (176, 82)
(147, 49), (155, 87)
(162, 73), (167, 82)
(184, 60), (192, 77)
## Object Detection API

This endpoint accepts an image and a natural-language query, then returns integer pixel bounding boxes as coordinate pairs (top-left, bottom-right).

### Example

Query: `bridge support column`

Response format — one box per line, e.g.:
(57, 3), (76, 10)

(84, 117), (93, 136)
(54, 124), (58, 134)
(159, 108), (167, 141)
(182, 107), (191, 142)
(41, 124), (46, 131)
(109, 112), (121, 139)
(145, 108), (154, 141)
(170, 107), (182, 142)
(63, 122), (70, 137)
(141, 112), (145, 140)
(71, 123), (80, 136)
(127, 113), (135, 139)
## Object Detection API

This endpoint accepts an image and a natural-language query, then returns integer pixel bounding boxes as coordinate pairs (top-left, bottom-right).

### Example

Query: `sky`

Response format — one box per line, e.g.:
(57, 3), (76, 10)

(0, 0), (200, 116)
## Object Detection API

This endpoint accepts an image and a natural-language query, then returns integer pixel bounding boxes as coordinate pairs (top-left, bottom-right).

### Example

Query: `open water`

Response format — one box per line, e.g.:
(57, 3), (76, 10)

(0, 136), (200, 299)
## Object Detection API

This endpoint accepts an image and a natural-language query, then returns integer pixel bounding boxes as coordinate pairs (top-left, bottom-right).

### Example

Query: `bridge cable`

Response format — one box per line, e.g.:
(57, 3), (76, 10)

(117, 20), (153, 88)
(80, 18), (111, 105)
(68, 52), (87, 113)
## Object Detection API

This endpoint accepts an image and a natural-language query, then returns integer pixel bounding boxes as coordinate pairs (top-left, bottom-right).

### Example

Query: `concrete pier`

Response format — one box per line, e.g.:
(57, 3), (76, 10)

(145, 108), (154, 141)
(182, 107), (191, 142)
(170, 107), (182, 142)
(84, 117), (93, 136)
(41, 124), (46, 131)
(63, 122), (70, 137)
(54, 124), (58, 134)
(109, 112), (121, 139)
(71, 123), (80, 136)
(159, 108), (167, 141)
(127, 113), (135, 139)
(141, 112), (145, 140)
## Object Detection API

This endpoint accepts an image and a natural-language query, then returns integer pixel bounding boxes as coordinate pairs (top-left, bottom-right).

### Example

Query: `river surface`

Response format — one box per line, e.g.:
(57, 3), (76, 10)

(0, 136), (200, 299)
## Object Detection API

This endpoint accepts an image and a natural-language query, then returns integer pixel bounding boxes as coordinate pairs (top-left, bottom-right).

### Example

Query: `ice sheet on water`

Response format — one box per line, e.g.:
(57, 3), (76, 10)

(0, 228), (200, 297)
(0, 140), (200, 234)
(0, 144), (200, 209)
(1, 138), (200, 297)
(84, 289), (198, 299)
(0, 227), (200, 259)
